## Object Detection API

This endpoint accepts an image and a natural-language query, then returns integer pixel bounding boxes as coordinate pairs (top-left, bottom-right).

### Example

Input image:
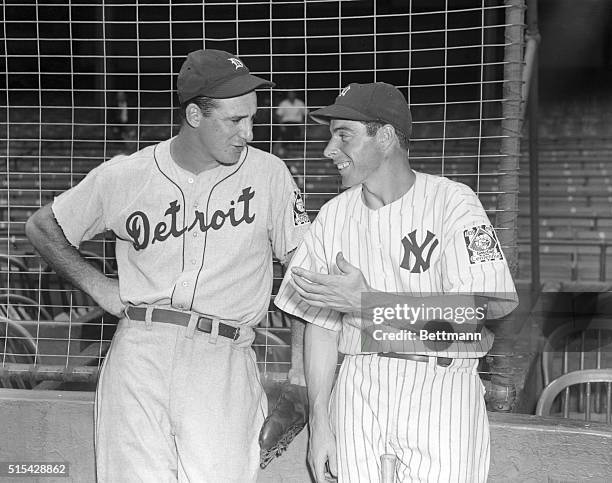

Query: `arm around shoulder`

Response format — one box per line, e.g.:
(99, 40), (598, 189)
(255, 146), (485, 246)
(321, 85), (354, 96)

(25, 204), (125, 317)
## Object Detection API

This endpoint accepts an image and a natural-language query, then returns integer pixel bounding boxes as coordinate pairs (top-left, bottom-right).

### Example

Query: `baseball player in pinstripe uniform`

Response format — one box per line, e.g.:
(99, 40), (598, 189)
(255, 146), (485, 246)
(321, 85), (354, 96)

(274, 82), (518, 482)
(25, 49), (310, 482)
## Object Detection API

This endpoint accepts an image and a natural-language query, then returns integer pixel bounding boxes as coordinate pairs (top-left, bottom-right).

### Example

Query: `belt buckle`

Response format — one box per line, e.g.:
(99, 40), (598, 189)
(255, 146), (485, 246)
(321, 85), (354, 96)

(196, 315), (211, 334)
(232, 326), (241, 341)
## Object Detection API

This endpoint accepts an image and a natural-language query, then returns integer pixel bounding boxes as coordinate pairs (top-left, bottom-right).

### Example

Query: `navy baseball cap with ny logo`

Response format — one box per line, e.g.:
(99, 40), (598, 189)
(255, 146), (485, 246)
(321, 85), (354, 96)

(310, 82), (412, 139)
(177, 49), (275, 103)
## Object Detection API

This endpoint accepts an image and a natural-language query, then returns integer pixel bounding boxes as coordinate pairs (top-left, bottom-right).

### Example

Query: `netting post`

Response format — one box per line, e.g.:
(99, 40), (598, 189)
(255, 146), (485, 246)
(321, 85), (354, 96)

(496, 0), (525, 278)
(486, 0), (526, 413)
(526, 0), (541, 293)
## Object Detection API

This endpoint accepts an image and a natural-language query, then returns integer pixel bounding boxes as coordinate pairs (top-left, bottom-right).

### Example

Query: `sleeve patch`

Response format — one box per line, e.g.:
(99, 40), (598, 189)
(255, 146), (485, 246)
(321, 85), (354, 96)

(292, 189), (309, 226)
(463, 224), (504, 264)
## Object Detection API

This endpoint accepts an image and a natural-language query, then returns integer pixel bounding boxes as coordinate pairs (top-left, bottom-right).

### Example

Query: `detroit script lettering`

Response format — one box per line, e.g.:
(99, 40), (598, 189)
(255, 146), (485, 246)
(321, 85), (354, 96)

(125, 187), (255, 250)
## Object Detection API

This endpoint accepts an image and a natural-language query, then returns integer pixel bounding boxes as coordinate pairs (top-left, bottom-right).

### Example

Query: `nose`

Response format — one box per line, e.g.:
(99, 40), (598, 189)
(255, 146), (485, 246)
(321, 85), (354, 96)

(323, 141), (339, 159)
(239, 117), (254, 143)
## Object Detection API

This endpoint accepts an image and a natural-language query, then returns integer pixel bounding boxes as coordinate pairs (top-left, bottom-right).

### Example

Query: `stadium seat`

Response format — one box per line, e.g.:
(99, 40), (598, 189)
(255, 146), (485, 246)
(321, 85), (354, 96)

(0, 294), (52, 389)
(536, 369), (612, 424)
(542, 316), (612, 386)
(0, 254), (40, 302)
(0, 315), (38, 389)
(0, 293), (52, 321)
(40, 250), (115, 319)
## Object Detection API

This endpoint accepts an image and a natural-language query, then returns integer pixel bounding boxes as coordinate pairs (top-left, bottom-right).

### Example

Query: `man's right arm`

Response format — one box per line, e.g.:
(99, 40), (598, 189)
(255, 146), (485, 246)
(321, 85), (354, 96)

(305, 322), (339, 483)
(25, 204), (124, 317)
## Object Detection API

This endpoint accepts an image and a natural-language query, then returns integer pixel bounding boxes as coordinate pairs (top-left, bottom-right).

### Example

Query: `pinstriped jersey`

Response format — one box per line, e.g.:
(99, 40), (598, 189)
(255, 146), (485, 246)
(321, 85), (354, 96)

(274, 170), (518, 357)
(53, 138), (309, 326)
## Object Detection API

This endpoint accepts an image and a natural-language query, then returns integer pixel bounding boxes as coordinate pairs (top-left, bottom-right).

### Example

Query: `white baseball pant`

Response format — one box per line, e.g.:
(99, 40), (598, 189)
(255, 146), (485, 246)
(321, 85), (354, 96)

(330, 354), (489, 482)
(95, 315), (266, 482)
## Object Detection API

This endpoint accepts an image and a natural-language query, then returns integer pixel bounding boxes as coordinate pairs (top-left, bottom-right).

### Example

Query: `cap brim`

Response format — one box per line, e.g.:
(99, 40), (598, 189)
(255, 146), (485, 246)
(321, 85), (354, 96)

(207, 74), (275, 99)
(310, 104), (373, 124)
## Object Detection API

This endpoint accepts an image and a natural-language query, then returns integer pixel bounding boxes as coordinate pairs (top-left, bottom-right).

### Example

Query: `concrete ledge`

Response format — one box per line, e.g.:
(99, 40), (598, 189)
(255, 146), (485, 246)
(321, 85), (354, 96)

(0, 390), (95, 483)
(1, 390), (611, 482)
(488, 413), (612, 482)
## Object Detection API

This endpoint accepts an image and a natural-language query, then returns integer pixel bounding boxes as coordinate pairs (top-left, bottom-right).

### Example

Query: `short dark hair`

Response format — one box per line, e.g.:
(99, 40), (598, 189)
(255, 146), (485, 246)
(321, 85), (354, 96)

(180, 96), (220, 122)
(362, 121), (409, 151)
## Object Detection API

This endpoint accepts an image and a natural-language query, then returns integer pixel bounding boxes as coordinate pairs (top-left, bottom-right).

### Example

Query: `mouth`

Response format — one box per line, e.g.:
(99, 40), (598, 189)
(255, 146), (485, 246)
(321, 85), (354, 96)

(336, 161), (351, 171)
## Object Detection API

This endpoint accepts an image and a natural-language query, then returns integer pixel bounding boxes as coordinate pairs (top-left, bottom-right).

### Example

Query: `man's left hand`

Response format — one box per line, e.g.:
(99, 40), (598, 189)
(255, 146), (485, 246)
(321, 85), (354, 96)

(290, 252), (370, 313)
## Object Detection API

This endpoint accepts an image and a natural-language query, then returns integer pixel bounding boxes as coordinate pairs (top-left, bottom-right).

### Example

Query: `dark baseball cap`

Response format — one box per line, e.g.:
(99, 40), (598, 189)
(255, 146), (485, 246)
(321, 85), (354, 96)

(177, 49), (275, 103)
(310, 82), (412, 138)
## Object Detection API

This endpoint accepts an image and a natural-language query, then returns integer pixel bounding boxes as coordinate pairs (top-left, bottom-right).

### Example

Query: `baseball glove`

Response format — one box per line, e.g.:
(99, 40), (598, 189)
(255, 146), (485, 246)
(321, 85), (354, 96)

(259, 381), (309, 469)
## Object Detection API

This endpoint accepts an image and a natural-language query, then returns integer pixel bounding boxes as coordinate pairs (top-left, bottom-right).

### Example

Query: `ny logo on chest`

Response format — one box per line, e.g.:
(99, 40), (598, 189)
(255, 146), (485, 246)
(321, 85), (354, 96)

(125, 186), (255, 250)
(400, 229), (439, 273)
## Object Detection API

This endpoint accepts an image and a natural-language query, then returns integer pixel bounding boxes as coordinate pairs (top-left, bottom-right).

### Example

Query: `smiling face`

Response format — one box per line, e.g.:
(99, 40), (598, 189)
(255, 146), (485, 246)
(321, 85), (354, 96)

(323, 119), (382, 188)
(195, 91), (257, 167)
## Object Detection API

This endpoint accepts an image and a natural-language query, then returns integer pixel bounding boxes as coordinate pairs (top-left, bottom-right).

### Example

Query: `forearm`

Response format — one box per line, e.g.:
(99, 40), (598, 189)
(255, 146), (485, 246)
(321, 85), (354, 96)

(27, 205), (102, 290)
(288, 316), (306, 385)
(304, 323), (339, 420)
(25, 204), (122, 315)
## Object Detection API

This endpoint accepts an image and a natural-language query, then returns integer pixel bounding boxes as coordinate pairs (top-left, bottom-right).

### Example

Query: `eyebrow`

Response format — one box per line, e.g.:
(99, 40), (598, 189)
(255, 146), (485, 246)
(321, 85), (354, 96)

(331, 125), (354, 134)
(227, 112), (256, 121)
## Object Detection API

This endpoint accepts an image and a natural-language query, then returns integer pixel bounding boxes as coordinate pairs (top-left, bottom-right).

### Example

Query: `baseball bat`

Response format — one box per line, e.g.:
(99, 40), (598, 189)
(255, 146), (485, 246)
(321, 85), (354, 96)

(380, 453), (397, 483)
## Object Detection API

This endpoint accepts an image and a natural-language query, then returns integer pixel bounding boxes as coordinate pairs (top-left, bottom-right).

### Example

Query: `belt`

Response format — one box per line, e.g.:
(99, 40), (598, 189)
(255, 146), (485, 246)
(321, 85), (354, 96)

(126, 306), (240, 341)
(377, 352), (453, 367)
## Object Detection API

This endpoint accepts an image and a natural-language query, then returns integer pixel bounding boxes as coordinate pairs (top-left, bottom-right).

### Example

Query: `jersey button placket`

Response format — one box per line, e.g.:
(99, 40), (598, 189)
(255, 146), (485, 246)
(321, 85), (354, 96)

(186, 184), (207, 274)
(177, 176), (201, 305)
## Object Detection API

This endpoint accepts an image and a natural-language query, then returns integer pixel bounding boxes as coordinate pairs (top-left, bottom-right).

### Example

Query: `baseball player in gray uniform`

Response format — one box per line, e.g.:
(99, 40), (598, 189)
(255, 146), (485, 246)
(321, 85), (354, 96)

(25, 49), (310, 482)
(274, 82), (518, 482)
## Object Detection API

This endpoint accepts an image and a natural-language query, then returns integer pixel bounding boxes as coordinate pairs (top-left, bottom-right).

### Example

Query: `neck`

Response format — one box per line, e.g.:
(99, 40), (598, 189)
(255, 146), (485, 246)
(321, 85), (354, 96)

(361, 153), (415, 209)
(170, 130), (219, 175)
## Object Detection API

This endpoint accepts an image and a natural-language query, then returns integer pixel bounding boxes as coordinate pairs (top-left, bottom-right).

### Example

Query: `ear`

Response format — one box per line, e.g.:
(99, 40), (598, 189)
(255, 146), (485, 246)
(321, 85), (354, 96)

(185, 103), (202, 128)
(376, 124), (396, 150)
